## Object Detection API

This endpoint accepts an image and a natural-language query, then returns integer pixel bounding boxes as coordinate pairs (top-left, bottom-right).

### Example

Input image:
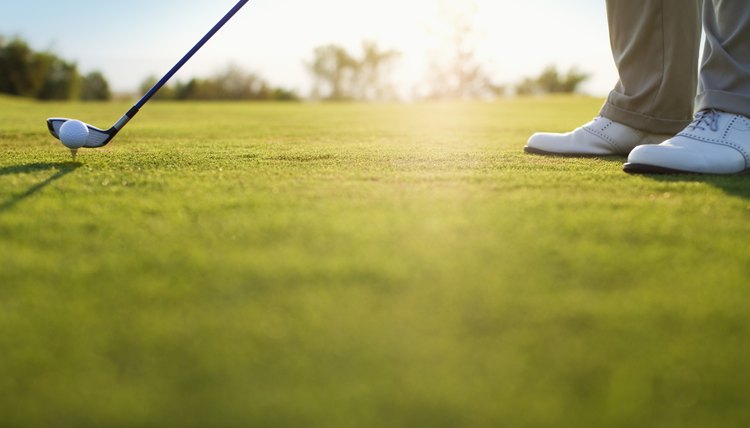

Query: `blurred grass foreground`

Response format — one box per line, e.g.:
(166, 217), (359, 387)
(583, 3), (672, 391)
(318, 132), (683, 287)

(1, 95), (750, 427)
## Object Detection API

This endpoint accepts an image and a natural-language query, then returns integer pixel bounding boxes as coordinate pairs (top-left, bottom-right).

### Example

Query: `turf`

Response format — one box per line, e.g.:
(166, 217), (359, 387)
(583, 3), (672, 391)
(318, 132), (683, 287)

(1, 94), (750, 427)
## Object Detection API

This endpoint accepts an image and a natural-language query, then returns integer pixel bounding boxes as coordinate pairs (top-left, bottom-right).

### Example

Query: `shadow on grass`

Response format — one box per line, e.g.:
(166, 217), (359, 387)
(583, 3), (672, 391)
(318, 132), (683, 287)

(519, 151), (627, 168)
(521, 150), (627, 163)
(589, 155), (628, 165)
(637, 173), (750, 201)
(0, 162), (81, 213)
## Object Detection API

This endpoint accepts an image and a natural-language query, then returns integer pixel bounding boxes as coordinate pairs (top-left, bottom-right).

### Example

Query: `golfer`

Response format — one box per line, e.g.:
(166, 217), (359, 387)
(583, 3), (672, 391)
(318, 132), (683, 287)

(525, 0), (750, 175)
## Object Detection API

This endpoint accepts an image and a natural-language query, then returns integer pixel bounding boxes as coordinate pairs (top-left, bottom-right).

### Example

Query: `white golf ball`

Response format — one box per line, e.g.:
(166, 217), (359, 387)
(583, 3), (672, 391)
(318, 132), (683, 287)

(59, 120), (89, 149)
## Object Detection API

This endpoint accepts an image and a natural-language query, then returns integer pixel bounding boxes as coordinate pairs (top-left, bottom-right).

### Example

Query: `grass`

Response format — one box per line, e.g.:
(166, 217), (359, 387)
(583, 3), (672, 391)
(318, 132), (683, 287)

(1, 94), (750, 427)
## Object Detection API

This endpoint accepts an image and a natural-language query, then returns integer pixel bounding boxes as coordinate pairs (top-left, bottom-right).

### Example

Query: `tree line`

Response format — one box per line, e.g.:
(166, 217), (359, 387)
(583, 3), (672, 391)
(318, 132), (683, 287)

(305, 42), (589, 100)
(138, 65), (299, 101)
(306, 41), (400, 101)
(0, 36), (110, 100)
(1, 35), (589, 102)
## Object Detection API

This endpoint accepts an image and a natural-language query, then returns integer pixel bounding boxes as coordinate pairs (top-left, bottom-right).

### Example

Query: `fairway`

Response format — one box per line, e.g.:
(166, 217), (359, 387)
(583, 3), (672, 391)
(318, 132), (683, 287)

(1, 95), (750, 427)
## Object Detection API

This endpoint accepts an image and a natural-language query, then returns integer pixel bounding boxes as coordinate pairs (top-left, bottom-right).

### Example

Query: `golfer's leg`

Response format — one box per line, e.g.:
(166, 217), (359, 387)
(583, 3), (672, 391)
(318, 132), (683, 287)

(625, 0), (750, 174)
(525, 0), (700, 156)
(696, 0), (750, 116)
(600, 0), (702, 134)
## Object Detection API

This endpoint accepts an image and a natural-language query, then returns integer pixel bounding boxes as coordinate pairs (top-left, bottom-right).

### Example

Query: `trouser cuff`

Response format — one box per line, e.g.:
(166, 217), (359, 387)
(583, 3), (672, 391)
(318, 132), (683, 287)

(600, 101), (692, 134)
(697, 90), (750, 118)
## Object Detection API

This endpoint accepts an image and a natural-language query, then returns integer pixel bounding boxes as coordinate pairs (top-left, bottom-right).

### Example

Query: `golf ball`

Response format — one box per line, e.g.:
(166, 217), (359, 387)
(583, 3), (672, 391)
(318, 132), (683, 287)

(59, 120), (89, 149)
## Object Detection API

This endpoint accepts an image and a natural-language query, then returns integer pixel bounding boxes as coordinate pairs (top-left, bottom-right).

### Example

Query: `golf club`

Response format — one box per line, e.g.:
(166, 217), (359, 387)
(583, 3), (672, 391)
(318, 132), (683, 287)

(47, 0), (250, 150)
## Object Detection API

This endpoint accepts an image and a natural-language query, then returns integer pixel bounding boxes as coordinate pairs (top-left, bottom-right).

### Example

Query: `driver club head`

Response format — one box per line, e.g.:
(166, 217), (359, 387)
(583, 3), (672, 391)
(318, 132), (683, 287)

(47, 118), (117, 148)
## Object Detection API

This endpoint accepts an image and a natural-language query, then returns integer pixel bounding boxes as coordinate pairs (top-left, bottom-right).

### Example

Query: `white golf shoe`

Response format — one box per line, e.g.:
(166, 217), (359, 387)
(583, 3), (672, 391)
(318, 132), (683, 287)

(624, 110), (750, 174)
(525, 116), (673, 156)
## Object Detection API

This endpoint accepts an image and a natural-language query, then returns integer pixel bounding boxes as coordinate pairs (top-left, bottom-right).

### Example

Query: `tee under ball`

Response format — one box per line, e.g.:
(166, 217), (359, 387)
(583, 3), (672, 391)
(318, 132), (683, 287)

(59, 119), (89, 160)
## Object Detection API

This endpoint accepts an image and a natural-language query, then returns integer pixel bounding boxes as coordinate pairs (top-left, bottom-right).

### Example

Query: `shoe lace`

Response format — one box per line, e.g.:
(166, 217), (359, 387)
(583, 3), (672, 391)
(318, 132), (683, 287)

(688, 109), (721, 132)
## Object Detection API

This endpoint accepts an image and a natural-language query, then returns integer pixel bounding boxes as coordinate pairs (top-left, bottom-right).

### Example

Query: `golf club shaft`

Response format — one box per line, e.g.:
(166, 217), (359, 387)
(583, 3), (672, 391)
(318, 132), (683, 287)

(122, 0), (250, 125)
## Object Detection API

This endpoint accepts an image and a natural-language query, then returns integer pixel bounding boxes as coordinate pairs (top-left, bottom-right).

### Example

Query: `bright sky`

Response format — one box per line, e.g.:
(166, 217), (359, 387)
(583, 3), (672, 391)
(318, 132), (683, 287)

(2, 0), (617, 97)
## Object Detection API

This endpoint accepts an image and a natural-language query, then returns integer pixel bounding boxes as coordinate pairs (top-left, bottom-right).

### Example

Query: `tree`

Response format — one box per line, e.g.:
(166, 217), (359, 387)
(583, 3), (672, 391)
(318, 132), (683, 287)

(355, 41), (400, 101)
(0, 35), (111, 100)
(81, 71), (111, 101)
(175, 78), (214, 100)
(307, 44), (359, 101)
(516, 65), (590, 95)
(36, 58), (81, 100)
(139, 75), (176, 100)
(0, 38), (48, 97)
(138, 65), (298, 101)
(306, 42), (400, 101)
(271, 87), (298, 101)
(214, 64), (271, 100)
(422, 0), (503, 100)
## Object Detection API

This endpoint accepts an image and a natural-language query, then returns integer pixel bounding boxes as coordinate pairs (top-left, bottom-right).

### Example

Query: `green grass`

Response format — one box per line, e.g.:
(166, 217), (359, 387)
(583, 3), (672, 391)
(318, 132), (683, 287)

(1, 94), (750, 427)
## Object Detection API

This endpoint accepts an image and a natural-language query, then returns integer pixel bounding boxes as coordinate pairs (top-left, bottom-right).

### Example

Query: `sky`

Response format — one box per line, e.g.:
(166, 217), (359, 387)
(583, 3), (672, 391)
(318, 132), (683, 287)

(2, 0), (617, 98)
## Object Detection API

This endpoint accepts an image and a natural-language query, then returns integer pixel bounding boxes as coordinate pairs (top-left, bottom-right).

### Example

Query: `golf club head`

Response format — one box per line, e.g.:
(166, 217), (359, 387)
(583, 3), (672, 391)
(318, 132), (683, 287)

(47, 118), (118, 148)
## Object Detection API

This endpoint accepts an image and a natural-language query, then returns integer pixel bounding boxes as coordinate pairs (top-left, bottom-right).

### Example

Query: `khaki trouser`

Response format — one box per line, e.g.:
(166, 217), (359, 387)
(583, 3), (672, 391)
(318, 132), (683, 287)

(600, 0), (750, 134)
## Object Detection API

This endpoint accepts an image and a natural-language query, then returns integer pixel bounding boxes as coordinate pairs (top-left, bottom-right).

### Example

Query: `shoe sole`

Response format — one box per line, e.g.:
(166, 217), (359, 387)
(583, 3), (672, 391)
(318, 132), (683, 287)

(622, 163), (693, 174)
(523, 146), (621, 158)
(624, 163), (750, 175)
